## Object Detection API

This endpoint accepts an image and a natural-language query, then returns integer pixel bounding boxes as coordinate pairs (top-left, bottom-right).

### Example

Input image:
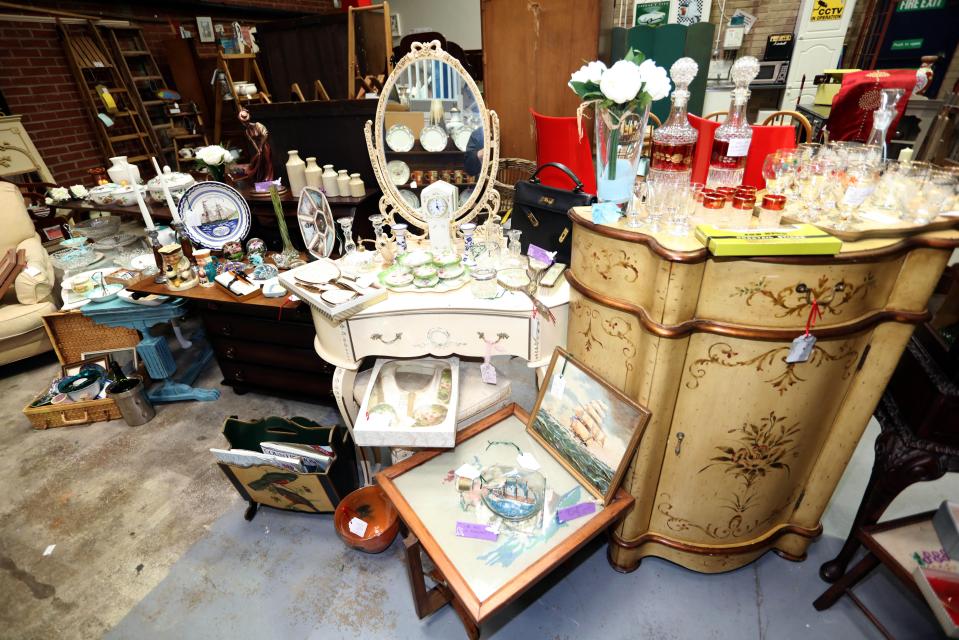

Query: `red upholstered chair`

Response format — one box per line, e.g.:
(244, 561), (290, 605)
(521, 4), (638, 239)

(688, 114), (796, 189)
(688, 113), (719, 185)
(742, 125), (796, 189)
(530, 108), (597, 194)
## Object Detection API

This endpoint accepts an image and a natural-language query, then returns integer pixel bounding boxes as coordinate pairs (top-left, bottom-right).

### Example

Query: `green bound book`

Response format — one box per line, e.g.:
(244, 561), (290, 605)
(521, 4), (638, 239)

(694, 223), (842, 257)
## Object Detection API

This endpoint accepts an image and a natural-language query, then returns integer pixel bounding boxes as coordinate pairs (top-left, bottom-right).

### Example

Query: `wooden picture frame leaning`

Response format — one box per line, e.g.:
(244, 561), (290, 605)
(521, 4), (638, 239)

(527, 348), (651, 504)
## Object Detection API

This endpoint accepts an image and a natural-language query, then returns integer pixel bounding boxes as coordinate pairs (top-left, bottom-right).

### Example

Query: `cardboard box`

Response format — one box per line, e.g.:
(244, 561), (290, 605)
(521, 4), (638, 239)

(354, 357), (459, 448)
(385, 111), (428, 135)
(694, 223), (842, 257)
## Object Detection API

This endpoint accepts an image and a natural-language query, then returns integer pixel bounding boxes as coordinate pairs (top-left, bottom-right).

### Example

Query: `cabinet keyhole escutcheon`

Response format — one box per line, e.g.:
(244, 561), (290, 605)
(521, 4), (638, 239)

(675, 432), (685, 456)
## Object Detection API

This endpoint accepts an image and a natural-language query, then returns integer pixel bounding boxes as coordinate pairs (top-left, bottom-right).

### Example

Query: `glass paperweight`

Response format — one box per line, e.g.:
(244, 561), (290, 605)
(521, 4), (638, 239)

(480, 464), (546, 521)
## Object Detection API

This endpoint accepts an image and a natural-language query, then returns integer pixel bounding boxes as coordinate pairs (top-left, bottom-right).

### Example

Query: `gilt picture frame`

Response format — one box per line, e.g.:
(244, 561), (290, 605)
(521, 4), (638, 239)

(526, 348), (651, 504)
(196, 17), (215, 43)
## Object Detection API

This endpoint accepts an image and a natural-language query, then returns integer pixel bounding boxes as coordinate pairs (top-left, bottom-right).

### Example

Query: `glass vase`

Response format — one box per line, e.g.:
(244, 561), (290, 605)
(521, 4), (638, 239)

(595, 103), (651, 213)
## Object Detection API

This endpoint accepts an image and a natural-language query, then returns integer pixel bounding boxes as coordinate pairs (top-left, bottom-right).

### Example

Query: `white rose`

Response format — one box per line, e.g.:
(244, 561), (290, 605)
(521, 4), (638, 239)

(45, 197), (53, 205)
(599, 60), (643, 104)
(69, 185), (88, 198)
(196, 145), (227, 165)
(638, 59), (671, 101)
(50, 187), (70, 201)
(569, 60), (607, 87)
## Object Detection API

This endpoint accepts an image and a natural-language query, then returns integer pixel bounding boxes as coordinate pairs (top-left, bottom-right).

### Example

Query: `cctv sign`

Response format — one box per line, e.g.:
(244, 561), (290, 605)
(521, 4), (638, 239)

(810, 0), (845, 21)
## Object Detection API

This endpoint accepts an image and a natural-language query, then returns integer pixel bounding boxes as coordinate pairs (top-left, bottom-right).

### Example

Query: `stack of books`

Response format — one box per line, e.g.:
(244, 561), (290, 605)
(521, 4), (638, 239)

(211, 441), (335, 473)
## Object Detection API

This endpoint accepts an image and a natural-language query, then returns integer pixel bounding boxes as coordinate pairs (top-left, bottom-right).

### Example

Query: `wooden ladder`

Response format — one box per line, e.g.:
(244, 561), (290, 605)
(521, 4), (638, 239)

(99, 24), (173, 166)
(57, 20), (158, 171)
(213, 50), (272, 143)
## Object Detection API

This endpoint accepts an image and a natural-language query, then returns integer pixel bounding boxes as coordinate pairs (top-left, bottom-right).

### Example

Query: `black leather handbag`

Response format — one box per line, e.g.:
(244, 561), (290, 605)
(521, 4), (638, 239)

(510, 162), (597, 265)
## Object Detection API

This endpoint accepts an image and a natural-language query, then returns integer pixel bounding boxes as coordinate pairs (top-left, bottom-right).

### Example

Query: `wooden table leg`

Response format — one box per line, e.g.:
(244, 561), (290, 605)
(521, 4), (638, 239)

(403, 532), (480, 639)
(814, 552), (881, 610)
(820, 422), (947, 583)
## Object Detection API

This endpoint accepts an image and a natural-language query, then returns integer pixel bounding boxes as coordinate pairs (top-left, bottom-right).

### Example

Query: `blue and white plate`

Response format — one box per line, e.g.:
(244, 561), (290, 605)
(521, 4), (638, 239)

(177, 181), (251, 249)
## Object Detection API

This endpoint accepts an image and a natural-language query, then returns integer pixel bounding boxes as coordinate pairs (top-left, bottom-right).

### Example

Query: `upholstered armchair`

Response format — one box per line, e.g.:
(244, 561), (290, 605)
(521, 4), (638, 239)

(0, 180), (57, 365)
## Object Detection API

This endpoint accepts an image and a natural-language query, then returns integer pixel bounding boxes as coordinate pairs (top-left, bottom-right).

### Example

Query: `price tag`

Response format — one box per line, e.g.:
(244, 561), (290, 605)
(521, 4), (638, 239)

(841, 185), (875, 207)
(348, 517), (368, 537)
(480, 362), (497, 384)
(455, 521), (498, 541)
(726, 138), (751, 157)
(550, 374), (566, 399)
(527, 244), (555, 266)
(454, 463), (480, 480)
(24, 265), (42, 278)
(786, 334), (817, 363)
(517, 452), (541, 471)
(556, 502), (596, 523)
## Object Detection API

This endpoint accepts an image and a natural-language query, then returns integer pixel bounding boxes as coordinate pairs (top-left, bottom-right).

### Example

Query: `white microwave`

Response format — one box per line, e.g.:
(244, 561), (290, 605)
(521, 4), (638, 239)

(753, 61), (789, 85)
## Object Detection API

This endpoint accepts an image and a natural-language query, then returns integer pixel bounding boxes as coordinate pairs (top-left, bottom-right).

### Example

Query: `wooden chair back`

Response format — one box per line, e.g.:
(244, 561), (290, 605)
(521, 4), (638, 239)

(761, 110), (813, 144)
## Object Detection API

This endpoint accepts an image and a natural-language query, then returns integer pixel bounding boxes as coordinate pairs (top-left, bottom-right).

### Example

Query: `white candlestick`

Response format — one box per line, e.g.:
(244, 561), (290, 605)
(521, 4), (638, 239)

(151, 157), (181, 223)
(128, 165), (154, 230)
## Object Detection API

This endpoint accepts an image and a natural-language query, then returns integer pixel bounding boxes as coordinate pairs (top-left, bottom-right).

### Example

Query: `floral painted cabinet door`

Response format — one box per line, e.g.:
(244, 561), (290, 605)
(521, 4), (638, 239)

(648, 331), (868, 548)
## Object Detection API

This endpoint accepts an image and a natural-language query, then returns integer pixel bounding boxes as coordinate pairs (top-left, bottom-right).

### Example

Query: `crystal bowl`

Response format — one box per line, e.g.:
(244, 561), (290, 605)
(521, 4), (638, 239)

(72, 217), (121, 240)
(49, 248), (101, 272)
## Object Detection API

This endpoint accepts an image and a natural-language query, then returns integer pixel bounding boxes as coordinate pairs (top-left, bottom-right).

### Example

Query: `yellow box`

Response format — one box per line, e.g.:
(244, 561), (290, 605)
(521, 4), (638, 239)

(694, 223), (842, 257)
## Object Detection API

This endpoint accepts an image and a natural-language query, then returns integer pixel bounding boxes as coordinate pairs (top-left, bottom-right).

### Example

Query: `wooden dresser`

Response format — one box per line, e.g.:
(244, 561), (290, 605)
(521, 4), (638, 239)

(128, 279), (334, 401)
(564, 206), (959, 574)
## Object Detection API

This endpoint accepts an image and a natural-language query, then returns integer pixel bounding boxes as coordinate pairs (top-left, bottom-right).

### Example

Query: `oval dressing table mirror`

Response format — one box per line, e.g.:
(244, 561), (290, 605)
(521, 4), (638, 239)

(364, 40), (501, 241)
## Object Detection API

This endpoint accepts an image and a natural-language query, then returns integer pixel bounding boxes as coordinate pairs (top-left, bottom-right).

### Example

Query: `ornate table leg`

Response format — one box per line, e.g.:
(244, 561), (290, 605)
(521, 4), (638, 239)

(820, 402), (947, 582)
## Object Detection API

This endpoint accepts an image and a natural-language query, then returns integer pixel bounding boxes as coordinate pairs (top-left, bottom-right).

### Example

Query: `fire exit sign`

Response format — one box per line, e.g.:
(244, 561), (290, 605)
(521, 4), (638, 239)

(891, 38), (924, 50)
(896, 0), (945, 11)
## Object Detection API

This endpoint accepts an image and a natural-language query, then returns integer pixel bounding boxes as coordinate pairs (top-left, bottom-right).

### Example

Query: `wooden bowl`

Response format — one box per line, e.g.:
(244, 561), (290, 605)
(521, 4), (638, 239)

(334, 485), (399, 554)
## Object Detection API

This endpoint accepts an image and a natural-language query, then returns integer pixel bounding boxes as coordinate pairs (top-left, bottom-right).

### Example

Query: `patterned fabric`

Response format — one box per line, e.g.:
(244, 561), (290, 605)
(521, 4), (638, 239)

(826, 69), (916, 142)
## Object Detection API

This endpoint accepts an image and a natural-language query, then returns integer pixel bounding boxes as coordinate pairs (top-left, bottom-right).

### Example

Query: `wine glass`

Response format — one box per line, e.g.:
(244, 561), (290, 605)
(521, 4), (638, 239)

(644, 181), (665, 232)
(762, 151), (783, 195)
(834, 159), (879, 230)
(667, 182), (693, 235)
(626, 180), (647, 228)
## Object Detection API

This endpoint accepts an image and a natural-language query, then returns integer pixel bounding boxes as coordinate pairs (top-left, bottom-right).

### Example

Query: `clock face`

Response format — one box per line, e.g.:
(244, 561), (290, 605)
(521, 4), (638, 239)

(386, 160), (410, 186)
(425, 196), (449, 217)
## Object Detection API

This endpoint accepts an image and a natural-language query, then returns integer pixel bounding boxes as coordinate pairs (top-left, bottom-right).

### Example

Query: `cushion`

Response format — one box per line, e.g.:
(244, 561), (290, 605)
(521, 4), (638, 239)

(0, 181), (38, 251)
(0, 299), (56, 340)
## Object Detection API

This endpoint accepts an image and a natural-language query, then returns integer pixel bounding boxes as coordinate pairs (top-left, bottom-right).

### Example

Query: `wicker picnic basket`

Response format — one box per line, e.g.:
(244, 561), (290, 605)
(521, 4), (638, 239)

(493, 158), (536, 215)
(41, 311), (140, 365)
(23, 395), (121, 429)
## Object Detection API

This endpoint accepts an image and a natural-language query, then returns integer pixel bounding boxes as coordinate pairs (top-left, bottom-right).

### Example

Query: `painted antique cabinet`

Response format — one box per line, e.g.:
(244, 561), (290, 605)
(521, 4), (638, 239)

(565, 206), (959, 573)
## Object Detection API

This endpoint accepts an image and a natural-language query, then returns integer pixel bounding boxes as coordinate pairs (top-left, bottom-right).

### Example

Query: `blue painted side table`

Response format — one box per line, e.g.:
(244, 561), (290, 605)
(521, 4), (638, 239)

(81, 296), (220, 403)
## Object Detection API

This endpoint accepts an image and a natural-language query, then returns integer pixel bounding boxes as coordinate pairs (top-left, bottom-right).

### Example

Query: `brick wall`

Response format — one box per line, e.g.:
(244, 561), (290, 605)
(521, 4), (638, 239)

(0, 0), (333, 185)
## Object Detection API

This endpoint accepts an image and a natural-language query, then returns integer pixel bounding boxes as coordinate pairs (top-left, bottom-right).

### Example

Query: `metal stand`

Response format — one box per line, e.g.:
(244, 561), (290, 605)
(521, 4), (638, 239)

(145, 228), (167, 284)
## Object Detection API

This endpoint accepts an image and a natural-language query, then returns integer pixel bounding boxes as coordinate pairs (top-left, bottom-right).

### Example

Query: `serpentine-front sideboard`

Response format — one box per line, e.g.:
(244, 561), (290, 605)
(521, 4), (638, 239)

(565, 206), (959, 573)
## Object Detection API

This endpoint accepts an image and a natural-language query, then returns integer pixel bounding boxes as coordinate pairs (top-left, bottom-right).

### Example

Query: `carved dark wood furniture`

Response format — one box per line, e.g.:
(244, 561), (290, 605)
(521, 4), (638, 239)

(820, 322), (959, 583)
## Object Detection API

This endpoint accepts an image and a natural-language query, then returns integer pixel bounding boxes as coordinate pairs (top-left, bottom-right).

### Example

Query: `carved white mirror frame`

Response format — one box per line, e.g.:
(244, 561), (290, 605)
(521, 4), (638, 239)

(364, 40), (500, 238)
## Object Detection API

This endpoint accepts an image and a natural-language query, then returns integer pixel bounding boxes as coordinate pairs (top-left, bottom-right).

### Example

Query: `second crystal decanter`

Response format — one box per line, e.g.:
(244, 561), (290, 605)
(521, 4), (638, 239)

(866, 88), (904, 162)
(706, 56), (760, 188)
(648, 57), (699, 187)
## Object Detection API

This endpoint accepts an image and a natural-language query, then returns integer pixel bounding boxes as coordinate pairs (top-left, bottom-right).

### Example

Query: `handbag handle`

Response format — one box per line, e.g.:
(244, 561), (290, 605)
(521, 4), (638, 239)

(528, 162), (585, 192)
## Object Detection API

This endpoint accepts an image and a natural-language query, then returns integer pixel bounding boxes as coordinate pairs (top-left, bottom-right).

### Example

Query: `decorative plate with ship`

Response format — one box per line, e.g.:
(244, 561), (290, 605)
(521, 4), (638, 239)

(178, 181), (251, 249)
(480, 465), (546, 521)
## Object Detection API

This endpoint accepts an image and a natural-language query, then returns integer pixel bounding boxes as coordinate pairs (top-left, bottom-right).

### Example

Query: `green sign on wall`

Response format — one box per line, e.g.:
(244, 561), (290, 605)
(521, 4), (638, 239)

(896, 0), (945, 11)
(891, 38), (924, 50)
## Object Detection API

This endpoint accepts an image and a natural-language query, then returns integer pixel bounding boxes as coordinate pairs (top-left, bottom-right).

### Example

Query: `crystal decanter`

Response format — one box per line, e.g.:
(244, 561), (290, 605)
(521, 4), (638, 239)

(706, 56), (760, 188)
(866, 88), (905, 162)
(648, 57), (700, 187)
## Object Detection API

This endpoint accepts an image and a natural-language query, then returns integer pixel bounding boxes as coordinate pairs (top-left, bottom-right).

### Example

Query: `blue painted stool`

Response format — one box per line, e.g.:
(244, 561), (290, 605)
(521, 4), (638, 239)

(81, 296), (220, 403)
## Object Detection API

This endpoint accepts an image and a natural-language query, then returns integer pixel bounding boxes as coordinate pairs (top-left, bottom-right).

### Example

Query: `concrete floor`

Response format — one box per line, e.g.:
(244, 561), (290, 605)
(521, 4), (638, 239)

(0, 341), (955, 639)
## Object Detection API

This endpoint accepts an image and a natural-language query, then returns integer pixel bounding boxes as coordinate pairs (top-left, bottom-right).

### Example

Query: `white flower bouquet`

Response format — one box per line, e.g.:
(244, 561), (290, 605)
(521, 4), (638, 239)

(193, 144), (235, 182)
(569, 49), (670, 184)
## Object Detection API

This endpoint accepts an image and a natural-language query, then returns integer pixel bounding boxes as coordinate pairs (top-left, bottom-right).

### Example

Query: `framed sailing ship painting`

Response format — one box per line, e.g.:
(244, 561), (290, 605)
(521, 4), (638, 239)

(528, 348), (651, 504)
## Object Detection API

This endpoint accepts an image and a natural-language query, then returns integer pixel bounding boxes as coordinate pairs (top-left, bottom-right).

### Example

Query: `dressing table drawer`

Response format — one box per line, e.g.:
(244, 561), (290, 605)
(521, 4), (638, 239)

(348, 313), (531, 361)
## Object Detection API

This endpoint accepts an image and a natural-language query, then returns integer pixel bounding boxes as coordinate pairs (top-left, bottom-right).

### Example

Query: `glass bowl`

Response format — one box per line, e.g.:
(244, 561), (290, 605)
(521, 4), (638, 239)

(72, 216), (121, 240)
(49, 248), (101, 272)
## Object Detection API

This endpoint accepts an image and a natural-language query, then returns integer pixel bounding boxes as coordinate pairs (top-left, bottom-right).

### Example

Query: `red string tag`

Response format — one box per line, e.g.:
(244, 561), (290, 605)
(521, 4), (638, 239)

(804, 298), (822, 337)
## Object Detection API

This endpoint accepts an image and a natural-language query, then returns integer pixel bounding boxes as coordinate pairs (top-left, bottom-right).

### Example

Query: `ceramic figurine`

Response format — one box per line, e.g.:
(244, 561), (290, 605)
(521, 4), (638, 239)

(159, 244), (198, 290)
(234, 109), (276, 184)
(194, 248), (214, 287)
(222, 240), (245, 261)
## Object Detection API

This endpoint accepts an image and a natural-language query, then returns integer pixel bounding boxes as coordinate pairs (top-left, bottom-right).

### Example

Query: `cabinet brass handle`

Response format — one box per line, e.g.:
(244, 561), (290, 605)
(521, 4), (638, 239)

(675, 432), (685, 456)
(225, 346), (236, 359)
(233, 369), (245, 382)
(222, 324), (232, 336)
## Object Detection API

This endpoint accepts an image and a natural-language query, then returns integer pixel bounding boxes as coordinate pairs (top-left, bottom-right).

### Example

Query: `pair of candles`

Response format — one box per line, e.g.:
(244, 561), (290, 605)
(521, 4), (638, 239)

(127, 157), (180, 230)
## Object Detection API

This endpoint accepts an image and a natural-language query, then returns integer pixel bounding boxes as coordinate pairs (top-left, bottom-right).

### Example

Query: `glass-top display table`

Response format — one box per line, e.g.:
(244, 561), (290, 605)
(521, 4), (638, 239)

(377, 404), (633, 639)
